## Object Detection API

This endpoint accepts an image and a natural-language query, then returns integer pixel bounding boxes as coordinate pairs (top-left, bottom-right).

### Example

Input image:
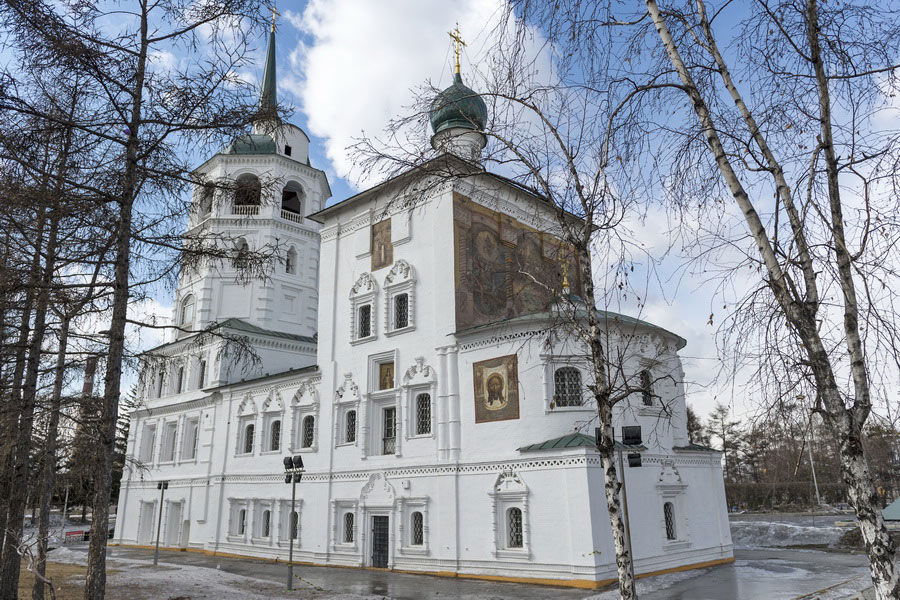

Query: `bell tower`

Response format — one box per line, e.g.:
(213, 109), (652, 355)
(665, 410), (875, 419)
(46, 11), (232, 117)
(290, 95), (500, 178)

(168, 14), (330, 343)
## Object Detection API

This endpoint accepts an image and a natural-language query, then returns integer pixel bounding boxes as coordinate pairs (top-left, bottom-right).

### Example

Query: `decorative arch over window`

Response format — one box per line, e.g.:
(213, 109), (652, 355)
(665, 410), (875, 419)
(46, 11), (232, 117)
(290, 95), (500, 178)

(384, 259), (415, 334)
(334, 373), (360, 447)
(349, 272), (377, 342)
(402, 357), (436, 441)
(236, 394), (258, 456)
(234, 173), (261, 207)
(233, 237), (249, 269)
(489, 471), (530, 558)
(261, 392), (285, 453)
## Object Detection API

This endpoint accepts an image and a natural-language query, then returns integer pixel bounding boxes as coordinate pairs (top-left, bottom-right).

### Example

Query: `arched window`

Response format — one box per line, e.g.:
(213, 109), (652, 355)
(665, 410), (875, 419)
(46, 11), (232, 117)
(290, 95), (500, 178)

(198, 182), (214, 217)
(285, 247), (297, 275)
(262, 509), (271, 537)
(156, 371), (166, 397)
(198, 360), (206, 388)
(281, 182), (303, 215)
(243, 423), (255, 454)
(345, 410), (357, 443)
(290, 511), (299, 540)
(394, 293), (409, 329)
(506, 507), (523, 548)
(641, 369), (653, 406)
(238, 509), (247, 535)
(233, 238), (249, 269)
(411, 511), (424, 546)
(234, 173), (261, 206)
(301, 415), (315, 448)
(180, 295), (195, 329)
(415, 394), (431, 435)
(664, 502), (676, 540)
(554, 367), (582, 407)
(343, 512), (354, 543)
(270, 420), (281, 452)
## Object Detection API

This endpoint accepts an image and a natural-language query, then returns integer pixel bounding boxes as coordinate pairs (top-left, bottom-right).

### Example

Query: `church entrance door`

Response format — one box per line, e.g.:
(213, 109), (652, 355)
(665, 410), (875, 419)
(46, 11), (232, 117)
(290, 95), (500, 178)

(371, 515), (389, 568)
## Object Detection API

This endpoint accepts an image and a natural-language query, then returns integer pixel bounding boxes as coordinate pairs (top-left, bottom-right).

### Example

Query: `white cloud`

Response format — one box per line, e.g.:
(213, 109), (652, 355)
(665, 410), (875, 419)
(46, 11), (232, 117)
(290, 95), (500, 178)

(283, 0), (510, 185)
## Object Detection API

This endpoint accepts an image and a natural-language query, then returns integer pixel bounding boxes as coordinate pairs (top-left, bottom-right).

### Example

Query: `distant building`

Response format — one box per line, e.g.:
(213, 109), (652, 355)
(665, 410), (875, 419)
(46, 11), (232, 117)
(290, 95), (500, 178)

(114, 22), (732, 588)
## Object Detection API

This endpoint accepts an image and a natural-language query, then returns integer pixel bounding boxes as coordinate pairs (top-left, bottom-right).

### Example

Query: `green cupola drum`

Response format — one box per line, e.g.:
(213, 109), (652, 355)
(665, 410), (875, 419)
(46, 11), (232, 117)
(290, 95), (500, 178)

(429, 25), (487, 162)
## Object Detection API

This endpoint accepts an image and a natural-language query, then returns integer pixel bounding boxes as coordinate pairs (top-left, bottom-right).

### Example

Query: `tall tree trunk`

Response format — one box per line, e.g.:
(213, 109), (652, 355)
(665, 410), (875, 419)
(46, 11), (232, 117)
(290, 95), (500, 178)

(32, 318), (70, 600)
(0, 205), (47, 597)
(82, 8), (148, 598)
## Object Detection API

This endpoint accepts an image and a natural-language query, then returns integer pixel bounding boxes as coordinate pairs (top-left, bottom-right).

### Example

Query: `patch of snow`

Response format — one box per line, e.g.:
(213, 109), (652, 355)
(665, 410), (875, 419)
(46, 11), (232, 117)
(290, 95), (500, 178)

(730, 520), (849, 549)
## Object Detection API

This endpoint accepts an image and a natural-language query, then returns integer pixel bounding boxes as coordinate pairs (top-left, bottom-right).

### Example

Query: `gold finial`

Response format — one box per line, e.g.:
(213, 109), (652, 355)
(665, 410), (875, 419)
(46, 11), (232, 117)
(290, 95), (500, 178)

(449, 23), (466, 75)
(271, 3), (278, 32)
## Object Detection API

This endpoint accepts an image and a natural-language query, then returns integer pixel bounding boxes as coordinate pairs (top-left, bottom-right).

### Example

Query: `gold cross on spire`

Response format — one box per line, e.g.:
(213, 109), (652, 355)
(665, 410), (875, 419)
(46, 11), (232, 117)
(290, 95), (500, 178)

(271, 3), (278, 32)
(449, 23), (466, 75)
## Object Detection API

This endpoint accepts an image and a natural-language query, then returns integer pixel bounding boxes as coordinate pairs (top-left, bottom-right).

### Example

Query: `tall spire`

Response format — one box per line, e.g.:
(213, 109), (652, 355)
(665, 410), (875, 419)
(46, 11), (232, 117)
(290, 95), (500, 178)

(259, 4), (278, 113)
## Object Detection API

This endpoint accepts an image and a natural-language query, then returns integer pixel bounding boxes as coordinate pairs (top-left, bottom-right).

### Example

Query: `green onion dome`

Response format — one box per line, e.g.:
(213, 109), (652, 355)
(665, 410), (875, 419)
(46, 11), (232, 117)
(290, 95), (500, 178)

(430, 72), (487, 135)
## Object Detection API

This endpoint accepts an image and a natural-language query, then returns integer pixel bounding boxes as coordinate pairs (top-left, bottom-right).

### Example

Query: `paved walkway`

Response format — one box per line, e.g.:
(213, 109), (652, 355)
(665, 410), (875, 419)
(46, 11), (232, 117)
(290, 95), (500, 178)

(96, 545), (597, 600)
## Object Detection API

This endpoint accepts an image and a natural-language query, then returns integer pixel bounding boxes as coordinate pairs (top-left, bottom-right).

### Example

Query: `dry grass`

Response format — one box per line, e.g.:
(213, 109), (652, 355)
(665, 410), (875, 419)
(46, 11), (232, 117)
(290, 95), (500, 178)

(18, 560), (100, 600)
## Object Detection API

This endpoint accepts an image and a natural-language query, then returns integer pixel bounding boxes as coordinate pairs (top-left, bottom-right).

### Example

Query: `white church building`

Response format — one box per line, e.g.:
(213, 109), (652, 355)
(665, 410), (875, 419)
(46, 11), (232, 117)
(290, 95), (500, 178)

(114, 23), (733, 589)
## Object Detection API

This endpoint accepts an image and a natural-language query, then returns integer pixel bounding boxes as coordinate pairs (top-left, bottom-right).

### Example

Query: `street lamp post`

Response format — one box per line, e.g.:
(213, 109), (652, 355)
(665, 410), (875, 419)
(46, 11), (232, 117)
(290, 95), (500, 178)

(283, 455), (305, 590)
(153, 481), (168, 566)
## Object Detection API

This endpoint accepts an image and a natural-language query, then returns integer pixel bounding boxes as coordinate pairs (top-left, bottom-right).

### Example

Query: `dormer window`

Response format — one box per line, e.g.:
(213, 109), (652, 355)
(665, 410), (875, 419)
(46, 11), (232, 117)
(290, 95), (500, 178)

(284, 145), (292, 157)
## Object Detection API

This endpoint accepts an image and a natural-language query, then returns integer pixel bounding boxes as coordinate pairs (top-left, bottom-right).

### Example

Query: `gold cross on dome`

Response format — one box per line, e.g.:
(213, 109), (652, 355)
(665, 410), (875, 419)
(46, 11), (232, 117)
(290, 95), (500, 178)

(271, 3), (278, 32)
(449, 23), (466, 75)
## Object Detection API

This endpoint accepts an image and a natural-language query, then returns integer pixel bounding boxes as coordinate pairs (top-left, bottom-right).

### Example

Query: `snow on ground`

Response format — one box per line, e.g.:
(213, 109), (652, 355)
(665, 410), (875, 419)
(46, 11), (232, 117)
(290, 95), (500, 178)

(730, 519), (849, 549)
(47, 547), (385, 599)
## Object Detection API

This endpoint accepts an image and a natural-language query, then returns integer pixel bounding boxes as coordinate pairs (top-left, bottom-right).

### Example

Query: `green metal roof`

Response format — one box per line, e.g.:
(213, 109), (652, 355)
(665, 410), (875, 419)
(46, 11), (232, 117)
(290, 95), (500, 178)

(430, 72), (487, 135)
(517, 432), (646, 453)
(259, 29), (277, 112)
(219, 318), (316, 344)
(223, 133), (277, 155)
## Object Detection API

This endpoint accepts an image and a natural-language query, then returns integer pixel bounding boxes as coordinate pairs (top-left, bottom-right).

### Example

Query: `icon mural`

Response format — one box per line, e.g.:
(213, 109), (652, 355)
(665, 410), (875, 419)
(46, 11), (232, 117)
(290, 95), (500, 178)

(473, 354), (519, 423)
(371, 219), (393, 271)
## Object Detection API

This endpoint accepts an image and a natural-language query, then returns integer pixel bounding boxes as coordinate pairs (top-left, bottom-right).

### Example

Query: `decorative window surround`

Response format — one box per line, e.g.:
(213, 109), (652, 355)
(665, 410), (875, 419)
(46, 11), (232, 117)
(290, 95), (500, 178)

(227, 499), (250, 543)
(276, 498), (303, 548)
(541, 356), (594, 414)
(330, 499), (359, 553)
(656, 459), (690, 549)
(350, 272), (377, 344)
(490, 471), (530, 559)
(383, 260), (416, 336)
(367, 350), (401, 457)
(251, 499), (274, 544)
(291, 379), (319, 453)
(334, 373), (361, 448)
(235, 394), (258, 457)
(260, 392), (285, 454)
(398, 497), (430, 555)
(401, 357), (436, 441)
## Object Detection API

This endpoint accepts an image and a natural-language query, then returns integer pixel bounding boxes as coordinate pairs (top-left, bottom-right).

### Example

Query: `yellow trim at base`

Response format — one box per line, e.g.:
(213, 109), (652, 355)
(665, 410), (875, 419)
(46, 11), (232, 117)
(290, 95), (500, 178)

(109, 543), (733, 590)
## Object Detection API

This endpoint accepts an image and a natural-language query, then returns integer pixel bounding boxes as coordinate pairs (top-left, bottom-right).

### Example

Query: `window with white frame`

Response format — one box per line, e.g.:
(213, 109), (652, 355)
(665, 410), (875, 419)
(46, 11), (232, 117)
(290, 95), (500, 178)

(236, 396), (257, 455)
(640, 369), (654, 406)
(156, 370), (166, 398)
(350, 272), (377, 342)
(553, 367), (582, 407)
(197, 359), (206, 388)
(139, 423), (157, 463)
(663, 502), (676, 540)
(415, 393), (431, 436)
(175, 365), (185, 394)
(343, 512), (355, 543)
(381, 406), (396, 455)
(161, 421), (178, 462)
(398, 497), (429, 554)
(506, 507), (523, 548)
(242, 423), (255, 454)
(228, 501), (249, 538)
(301, 415), (315, 448)
(182, 417), (199, 460)
(277, 499), (302, 544)
(345, 410), (357, 443)
(261, 508), (272, 538)
(411, 511), (424, 546)
(384, 260), (415, 334)
(180, 294), (195, 330)
(285, 246), (297, 275)
(269, 419), (281, 452)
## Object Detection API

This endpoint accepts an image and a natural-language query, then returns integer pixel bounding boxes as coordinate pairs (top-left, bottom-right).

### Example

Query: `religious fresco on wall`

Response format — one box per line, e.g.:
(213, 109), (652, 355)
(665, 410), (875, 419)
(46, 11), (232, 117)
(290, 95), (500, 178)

(473, 354), (520, 423)
(453, 193), (582, 330)
(379, 362), (395, 390)
(371, 219), (393, 271)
